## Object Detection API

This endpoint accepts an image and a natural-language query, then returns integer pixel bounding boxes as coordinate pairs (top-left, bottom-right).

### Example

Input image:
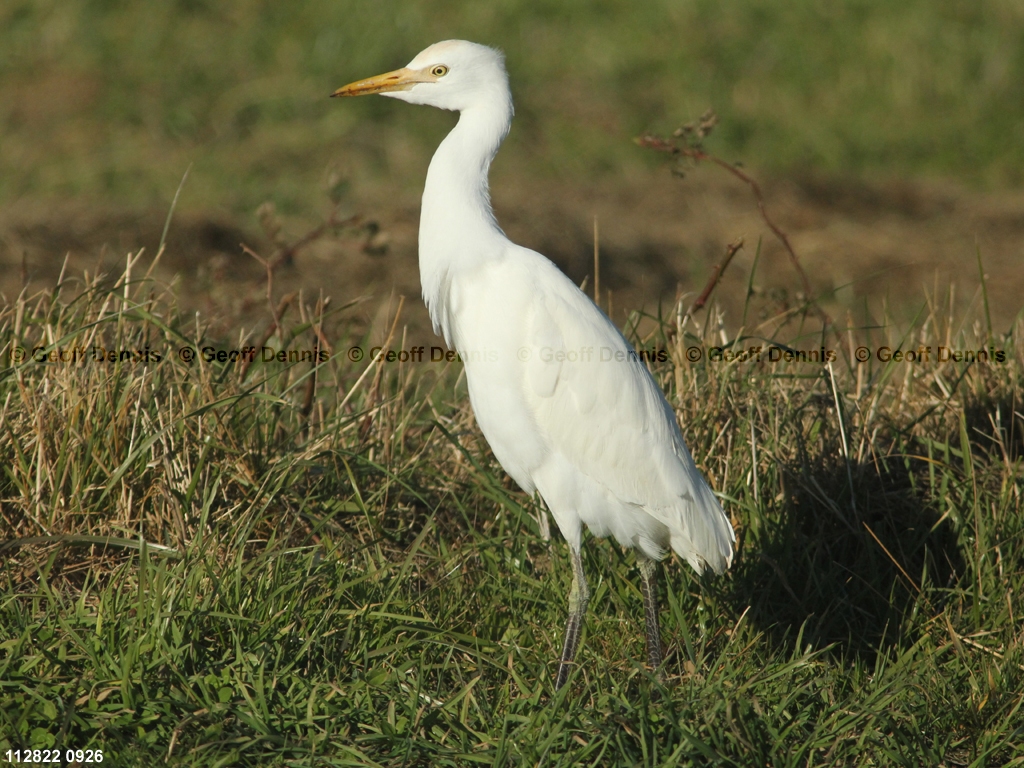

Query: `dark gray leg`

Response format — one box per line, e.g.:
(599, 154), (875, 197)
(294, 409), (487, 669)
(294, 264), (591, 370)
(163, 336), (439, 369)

(555, 547), (590, 690)
(638, 555), (663, 674)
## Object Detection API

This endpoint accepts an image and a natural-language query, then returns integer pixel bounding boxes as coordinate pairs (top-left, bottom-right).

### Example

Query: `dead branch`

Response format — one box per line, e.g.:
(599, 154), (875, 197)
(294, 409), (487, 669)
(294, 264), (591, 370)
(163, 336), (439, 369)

(686, 237), (744, 323)
(637, 127), (838, 341)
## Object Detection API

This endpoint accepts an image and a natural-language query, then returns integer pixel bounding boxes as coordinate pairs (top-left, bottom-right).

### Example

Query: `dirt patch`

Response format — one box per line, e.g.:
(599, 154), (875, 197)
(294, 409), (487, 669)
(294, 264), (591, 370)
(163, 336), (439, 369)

(2, 171), (1022, 346)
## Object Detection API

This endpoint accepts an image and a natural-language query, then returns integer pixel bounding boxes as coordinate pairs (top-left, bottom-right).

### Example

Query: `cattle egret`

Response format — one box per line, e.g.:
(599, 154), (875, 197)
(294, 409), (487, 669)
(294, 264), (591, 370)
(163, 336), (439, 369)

(333, 40), (735, 689)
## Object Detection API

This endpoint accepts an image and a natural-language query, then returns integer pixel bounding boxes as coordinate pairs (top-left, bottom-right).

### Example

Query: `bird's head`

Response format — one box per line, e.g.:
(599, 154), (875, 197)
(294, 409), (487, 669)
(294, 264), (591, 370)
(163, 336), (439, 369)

(332, 40), (509, 113)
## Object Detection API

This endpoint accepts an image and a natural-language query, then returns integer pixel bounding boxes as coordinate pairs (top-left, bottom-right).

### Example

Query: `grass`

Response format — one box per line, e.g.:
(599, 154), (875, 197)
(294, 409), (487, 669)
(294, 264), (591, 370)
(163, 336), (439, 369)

(1, 245), (1022, 765)
(2, 0), (1023, 220)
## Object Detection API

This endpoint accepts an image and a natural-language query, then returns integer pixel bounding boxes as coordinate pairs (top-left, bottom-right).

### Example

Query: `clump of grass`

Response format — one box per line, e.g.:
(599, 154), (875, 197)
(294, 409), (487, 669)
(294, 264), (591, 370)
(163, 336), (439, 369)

(1, 250), (1022, 765)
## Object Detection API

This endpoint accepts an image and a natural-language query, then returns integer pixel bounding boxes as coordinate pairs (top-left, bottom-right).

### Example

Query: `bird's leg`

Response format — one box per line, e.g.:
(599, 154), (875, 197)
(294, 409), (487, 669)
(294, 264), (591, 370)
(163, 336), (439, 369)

(555, 547), (589, 690)
(637, 555), (664, 676)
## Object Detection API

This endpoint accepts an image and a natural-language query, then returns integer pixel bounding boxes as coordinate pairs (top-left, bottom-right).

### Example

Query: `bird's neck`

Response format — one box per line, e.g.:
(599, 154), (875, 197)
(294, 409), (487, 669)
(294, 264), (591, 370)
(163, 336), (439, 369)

(419, 95), (513, 342)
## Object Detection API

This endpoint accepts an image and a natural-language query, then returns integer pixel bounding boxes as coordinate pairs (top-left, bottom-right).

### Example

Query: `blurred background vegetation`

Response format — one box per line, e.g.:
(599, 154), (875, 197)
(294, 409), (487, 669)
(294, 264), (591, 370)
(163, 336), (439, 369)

(2, 0), (1023, 219)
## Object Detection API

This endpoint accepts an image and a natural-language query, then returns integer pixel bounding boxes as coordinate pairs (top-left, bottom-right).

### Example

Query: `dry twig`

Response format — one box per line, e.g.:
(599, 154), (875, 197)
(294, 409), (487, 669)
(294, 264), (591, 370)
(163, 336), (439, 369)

(637, 116), (838, 341)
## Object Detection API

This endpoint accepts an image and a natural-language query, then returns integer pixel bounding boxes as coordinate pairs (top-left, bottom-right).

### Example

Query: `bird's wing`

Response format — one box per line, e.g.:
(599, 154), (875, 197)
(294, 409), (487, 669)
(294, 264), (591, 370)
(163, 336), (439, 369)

(515, 247), (735, 573)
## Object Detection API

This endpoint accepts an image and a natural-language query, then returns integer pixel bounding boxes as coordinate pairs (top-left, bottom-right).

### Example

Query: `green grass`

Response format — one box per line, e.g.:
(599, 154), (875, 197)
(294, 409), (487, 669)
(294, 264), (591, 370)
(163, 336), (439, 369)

(1, 251), (1022, 765)
(2, 0), (1023, 219)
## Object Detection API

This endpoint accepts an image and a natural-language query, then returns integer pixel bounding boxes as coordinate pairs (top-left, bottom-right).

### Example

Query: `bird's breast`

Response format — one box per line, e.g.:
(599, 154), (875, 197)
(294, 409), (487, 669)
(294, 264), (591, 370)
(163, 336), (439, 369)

(443, 261), (552, 490)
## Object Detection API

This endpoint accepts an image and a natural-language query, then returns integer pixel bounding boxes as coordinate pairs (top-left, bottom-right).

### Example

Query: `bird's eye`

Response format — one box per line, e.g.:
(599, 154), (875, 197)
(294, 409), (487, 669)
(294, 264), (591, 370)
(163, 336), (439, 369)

(431, 65), (449, 77)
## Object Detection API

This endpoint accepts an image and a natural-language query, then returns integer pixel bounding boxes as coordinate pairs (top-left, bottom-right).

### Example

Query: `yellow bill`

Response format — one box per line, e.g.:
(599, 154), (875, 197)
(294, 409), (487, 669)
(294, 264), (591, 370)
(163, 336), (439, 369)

(332, 67), (436, 98)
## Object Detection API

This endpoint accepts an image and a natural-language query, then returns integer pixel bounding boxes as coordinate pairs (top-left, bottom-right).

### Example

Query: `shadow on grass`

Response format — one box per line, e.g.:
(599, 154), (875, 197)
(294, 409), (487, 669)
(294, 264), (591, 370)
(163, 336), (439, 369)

(734, 452), (964, 660)
(964, 393), (1023, 464)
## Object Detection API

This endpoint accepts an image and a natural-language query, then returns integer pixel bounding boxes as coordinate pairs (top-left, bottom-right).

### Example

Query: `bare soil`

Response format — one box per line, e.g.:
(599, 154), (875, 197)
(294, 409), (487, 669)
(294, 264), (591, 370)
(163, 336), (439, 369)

(2, 170), (1022, 347)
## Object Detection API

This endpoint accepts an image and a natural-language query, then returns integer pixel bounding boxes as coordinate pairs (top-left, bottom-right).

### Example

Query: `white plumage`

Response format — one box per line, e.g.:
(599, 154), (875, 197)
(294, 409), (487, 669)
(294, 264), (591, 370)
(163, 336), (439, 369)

(334, 40), (734, 689)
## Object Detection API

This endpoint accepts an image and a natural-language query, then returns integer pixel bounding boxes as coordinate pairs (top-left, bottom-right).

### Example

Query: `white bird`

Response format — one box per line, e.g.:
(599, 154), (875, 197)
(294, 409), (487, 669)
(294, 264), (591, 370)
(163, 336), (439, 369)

(333, 40), (734, 689)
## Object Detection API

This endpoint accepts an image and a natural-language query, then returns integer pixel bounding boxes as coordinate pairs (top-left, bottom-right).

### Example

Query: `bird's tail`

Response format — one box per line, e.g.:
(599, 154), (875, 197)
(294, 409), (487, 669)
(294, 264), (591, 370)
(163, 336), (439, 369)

(670, 476), (735, 576)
